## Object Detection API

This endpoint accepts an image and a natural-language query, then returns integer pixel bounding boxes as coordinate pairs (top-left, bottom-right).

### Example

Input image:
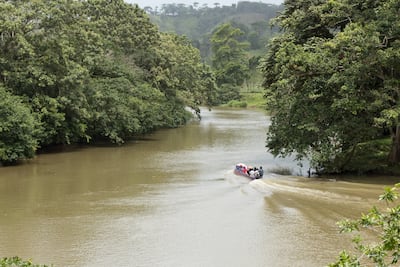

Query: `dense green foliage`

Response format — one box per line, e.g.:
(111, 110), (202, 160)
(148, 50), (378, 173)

(329, 183), (400, 266)
(0, 87), (39, 164)
(0, 0), (214, 163)
(210, 23), (250, 104)
(260, 0), (400, 173)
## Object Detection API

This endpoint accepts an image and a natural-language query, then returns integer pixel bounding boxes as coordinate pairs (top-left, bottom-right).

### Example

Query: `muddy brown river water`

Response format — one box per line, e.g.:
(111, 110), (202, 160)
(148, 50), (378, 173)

(0, 108), (398, 266)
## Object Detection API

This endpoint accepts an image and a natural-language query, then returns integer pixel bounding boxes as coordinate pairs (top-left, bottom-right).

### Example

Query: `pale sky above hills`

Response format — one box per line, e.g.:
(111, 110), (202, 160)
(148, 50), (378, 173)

(126, 0), (283, 9)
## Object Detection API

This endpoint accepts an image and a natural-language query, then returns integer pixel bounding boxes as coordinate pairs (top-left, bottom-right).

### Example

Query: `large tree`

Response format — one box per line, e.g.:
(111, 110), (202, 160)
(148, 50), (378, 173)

(152, 33), (216, 117)
(210, 22), (250, 103)
(260, 0), (400, 172)
(211, 23), (250, 86)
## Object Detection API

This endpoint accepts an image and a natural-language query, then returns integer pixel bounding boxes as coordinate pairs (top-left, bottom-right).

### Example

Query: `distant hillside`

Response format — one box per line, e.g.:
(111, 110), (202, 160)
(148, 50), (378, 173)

(146, 1), (283, 60)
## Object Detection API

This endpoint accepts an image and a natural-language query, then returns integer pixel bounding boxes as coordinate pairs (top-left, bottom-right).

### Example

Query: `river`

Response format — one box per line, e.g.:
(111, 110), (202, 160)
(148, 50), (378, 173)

(0, 108), (398, 267)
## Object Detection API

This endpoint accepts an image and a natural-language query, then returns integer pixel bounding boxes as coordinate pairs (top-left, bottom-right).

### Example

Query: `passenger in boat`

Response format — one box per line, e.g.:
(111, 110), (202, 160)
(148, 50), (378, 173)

(249, 169), (255, 177)
(258, 166), (264, 177)
(242, 166), (247, 174)
(252, 167), (259, 178)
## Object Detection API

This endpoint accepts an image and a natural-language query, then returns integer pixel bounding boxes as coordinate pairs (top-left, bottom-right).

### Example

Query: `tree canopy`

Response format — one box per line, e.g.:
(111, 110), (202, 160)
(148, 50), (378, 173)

(210, 22), (250, 104)
(260, 0), (400, 173)
(0, 0), (214, 163)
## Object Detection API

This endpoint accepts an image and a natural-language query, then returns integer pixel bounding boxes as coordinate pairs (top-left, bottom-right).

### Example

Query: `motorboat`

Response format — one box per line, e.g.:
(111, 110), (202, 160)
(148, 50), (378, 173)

(234, 163), (263, 179)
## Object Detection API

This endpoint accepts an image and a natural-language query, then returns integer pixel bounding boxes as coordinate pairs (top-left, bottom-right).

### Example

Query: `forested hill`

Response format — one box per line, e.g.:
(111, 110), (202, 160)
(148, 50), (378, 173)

(146, 1), (283, 58)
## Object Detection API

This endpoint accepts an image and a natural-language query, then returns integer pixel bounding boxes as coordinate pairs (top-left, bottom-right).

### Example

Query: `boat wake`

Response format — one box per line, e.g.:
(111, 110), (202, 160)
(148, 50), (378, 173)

(248, 177), (372, 203)
(224, 168), (380, 205)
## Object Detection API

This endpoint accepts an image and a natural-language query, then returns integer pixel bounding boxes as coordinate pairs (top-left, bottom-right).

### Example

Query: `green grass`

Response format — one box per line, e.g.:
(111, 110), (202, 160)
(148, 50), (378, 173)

(239, 92), (266, 109)
(221, 92), (266, 109)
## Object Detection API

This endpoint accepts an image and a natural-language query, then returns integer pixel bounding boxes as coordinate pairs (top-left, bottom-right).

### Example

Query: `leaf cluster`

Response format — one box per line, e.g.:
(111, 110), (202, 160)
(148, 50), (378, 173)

(329, 183), (400, 266)
(0, 256), (48, 267)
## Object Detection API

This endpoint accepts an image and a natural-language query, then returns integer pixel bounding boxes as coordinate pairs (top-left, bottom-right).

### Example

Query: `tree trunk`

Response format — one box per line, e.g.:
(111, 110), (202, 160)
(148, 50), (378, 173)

(388, 125), (400, 163)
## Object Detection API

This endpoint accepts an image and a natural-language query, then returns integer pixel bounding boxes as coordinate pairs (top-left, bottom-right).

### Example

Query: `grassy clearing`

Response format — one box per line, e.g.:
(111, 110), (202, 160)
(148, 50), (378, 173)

(223, 92), (266, 109)
(240, 92), (266, 109)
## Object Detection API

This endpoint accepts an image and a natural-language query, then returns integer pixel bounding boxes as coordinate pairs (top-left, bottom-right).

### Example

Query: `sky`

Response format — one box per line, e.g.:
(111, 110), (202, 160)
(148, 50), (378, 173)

(125, 0), (283, 9)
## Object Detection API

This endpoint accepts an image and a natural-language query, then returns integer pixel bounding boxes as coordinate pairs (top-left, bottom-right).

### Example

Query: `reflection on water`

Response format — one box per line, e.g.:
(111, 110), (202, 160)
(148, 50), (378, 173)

(0, 107), (399, 267)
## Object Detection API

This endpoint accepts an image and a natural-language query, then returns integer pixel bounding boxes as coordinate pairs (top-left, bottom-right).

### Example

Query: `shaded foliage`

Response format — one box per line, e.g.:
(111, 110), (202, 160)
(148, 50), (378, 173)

(0, 86), (39, 164)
